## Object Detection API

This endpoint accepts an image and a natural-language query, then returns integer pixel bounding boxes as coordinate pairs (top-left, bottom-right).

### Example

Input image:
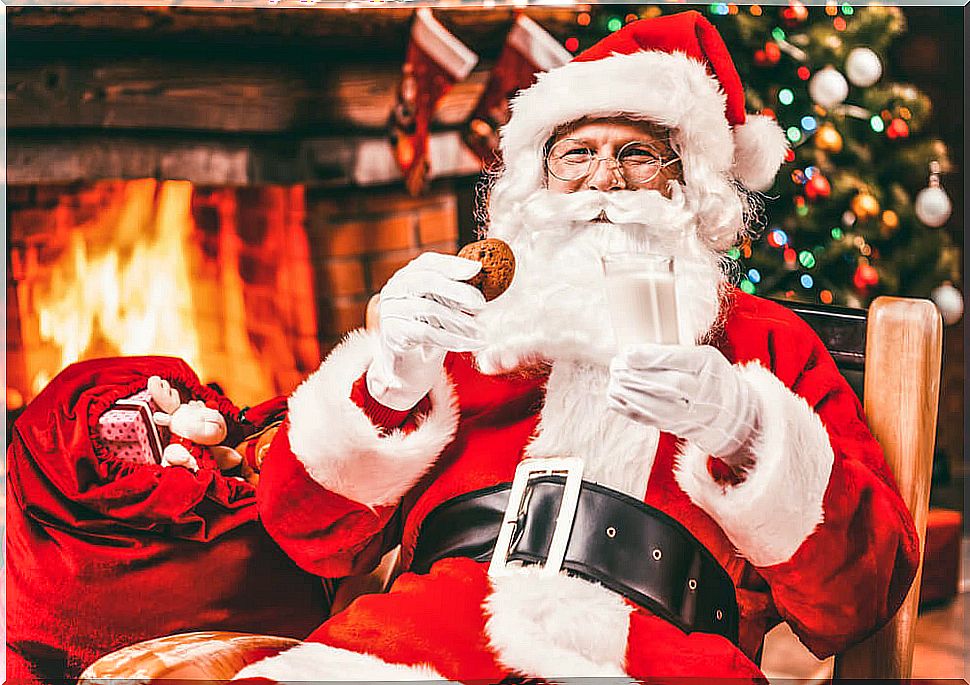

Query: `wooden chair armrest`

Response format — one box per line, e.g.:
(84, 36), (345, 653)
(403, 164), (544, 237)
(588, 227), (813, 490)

(833, 296), (942, 679)
(79, 631), (301, 682)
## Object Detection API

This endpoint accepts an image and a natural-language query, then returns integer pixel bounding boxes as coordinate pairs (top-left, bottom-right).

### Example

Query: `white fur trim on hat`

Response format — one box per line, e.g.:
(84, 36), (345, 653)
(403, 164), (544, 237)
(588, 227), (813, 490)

(484, 567), (633, 678)
(286, 329), (459, 508)
(732, 114), (790, 191)
(673, 361), (834, 567)
(234, 641), (452, 682)
(500, 50), (785, 192)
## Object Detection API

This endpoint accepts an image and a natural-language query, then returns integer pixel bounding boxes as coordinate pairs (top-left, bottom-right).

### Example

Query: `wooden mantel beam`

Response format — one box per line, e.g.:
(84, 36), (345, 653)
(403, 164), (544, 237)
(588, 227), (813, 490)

(7, 60), (491, 133)
(7, 6), (587, 58)
(7, 131), (483, 187)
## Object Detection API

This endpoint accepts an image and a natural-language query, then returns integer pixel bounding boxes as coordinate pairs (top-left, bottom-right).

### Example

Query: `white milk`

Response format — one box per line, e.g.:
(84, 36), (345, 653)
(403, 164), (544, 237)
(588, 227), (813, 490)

(604, 265), (680, 347)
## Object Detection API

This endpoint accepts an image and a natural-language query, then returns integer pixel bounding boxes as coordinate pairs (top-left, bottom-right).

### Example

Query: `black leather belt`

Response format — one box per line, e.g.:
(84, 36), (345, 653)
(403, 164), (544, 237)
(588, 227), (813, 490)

(411, 476), (739, 644)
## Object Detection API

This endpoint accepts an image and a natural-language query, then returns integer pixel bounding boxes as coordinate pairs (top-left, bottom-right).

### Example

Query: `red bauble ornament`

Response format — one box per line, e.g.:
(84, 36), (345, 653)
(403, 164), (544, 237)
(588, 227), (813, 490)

(784, 148), (796, 163)
(804, 173), (832, 201)
(754, 49), (769, 66)
(886, 118), (910, 140)
(782, 1), (808, 26)
(853, 263), (879, 291)
(764, 42), (782, 64)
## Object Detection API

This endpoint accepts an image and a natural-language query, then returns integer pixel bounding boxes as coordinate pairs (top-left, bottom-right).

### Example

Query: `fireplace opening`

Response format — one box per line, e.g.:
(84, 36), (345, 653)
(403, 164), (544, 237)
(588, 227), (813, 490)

(7, 180), (320, 408)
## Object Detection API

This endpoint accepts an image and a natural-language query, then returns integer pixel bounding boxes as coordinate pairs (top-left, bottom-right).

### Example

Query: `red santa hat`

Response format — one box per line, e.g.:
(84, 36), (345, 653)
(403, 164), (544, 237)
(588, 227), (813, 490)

(499, 11), (788, 192)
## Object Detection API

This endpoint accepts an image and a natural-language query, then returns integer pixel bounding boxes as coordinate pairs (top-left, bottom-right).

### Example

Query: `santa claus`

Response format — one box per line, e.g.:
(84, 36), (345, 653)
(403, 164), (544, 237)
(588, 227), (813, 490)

(235, 11), (918, 682)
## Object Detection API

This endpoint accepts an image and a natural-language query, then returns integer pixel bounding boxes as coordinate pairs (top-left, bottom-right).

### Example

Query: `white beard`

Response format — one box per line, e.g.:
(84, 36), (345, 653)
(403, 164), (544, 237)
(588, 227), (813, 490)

(475, 186), (729, 496)
(476, 185), (728, 375)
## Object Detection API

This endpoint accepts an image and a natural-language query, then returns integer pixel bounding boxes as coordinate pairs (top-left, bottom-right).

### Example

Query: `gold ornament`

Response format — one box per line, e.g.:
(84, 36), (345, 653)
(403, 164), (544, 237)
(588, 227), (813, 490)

(880, 210), (900, 237)
(814, 124), (843, 153)
(851, 192), (881, 220)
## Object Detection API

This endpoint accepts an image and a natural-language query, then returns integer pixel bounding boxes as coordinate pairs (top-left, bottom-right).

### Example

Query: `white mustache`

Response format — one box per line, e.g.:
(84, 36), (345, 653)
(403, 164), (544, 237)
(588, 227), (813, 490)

(519, 187), (690, 231)
(514, 187), (695, 255)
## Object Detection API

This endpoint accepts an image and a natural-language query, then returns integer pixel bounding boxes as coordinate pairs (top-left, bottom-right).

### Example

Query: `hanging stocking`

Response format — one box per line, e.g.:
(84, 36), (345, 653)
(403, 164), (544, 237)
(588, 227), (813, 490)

(390, 8), (478, 196)
(464, 13), (571, 167)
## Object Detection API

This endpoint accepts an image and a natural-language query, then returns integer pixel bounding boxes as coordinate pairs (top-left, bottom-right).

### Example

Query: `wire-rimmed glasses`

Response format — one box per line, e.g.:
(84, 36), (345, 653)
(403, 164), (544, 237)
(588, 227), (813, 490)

(545, 138), (681, 185)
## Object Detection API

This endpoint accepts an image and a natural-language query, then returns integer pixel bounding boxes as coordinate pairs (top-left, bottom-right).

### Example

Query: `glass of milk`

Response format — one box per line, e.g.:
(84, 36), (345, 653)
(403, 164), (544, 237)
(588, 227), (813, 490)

(601, 253), (681, 347)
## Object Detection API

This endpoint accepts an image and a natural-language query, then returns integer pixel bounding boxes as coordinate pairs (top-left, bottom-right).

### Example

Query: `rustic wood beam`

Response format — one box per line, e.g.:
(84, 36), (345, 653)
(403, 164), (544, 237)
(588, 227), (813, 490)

(6, 131), (482, 187)
(7, 6), (586, 58)
(7, 59), (491, 133)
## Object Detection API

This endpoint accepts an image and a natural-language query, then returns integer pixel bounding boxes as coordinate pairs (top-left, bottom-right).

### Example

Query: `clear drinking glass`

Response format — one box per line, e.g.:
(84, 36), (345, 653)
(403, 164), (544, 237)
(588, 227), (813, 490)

(601, 253), (682, 347)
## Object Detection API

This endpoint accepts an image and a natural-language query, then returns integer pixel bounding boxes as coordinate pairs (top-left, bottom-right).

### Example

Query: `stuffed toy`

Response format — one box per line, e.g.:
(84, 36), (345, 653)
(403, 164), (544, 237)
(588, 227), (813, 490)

(148, 374), (244, 473)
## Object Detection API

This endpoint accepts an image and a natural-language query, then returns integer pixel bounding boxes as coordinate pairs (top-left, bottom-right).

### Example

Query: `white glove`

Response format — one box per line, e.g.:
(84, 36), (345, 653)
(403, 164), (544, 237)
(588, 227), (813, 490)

(607, 344), (762, 461)
(367, 252), (486, 411)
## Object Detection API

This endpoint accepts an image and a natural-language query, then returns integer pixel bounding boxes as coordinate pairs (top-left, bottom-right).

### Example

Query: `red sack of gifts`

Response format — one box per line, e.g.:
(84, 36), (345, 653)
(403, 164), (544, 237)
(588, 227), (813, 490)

(5, 356), (329, 685)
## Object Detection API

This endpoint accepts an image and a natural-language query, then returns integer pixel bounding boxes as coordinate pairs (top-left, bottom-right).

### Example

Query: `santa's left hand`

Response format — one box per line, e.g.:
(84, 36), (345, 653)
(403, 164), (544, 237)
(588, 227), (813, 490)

(607, 343), (762, 463)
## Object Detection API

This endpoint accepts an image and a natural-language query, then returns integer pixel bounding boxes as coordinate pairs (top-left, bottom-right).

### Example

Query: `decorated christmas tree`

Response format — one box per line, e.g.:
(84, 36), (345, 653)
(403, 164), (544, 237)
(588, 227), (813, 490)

(563, 3), (963, 323)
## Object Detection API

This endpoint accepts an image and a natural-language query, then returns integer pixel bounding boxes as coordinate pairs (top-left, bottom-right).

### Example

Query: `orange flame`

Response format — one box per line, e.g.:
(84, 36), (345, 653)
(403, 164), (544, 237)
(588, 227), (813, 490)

(30, 180), (204, 395)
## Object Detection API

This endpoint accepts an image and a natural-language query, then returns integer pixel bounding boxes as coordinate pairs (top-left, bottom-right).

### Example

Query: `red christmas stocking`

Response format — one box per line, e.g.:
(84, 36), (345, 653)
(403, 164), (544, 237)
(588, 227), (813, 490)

(390, 8), (477, 196)
(464, 13), (572, 167)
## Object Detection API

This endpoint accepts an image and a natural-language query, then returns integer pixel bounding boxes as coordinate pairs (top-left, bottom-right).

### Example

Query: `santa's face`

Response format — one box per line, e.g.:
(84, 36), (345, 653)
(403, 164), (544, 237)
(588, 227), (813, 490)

(475, 118), (729, 376)
(545, 118), (683, 196)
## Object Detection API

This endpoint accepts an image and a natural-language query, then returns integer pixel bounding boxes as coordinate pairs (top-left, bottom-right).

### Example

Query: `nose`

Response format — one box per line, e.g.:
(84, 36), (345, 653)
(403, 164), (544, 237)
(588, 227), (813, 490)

(586, 157), (626, 192)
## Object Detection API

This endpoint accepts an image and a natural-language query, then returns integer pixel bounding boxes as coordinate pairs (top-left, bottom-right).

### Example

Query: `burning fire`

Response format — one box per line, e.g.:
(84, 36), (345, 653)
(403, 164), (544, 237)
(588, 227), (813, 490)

(15, 179), (317, 407)
(33, 180), (204, 395)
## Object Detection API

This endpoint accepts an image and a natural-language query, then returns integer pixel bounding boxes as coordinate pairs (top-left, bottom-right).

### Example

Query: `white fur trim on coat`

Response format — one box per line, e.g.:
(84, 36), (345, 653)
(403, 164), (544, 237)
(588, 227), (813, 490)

(484, 567), (633, 678)
(286, 329), (460, 508)
(673, 361), (835, 567)
(233, 641), (452, 682)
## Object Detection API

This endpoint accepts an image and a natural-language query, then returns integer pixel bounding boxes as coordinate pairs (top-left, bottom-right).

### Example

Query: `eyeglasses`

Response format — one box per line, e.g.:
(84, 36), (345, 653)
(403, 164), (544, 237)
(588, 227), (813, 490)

(545, 138), (681, 185)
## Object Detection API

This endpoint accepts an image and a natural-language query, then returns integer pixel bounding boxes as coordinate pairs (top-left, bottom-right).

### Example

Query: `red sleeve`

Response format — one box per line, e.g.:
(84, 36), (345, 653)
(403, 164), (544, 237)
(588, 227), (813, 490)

(676, 304), (919, 658)
(257, 365), (451, 579)
(257, 420), (399, 579)
(756, 335), (920, 656)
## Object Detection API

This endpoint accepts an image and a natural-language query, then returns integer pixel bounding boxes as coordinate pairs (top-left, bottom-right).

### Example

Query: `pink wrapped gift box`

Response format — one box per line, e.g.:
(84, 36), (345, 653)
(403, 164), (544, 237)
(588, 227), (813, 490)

(97, 389), (169, 464)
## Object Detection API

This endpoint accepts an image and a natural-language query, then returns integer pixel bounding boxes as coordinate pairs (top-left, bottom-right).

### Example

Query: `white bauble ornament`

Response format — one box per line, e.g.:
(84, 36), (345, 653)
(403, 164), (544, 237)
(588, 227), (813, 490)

(808, 67), (849, 109)
(845, 47), (883, 87)
(931, 283), (963, 325)
(915, 185), (952, 227)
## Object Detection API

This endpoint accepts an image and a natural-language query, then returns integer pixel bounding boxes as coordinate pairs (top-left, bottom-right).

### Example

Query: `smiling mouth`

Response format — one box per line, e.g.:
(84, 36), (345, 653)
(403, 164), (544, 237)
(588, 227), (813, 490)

(591, 210), (612, 223)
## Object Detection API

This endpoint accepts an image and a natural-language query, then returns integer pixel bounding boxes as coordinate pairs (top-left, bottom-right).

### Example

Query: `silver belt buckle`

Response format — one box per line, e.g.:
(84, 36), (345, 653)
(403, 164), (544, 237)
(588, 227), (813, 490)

(488, 456), (584, 578)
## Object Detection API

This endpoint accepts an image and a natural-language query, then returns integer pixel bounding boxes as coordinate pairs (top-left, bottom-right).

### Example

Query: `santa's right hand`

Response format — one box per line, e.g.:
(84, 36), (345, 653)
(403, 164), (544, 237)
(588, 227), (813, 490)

(367, 252), (486, 411)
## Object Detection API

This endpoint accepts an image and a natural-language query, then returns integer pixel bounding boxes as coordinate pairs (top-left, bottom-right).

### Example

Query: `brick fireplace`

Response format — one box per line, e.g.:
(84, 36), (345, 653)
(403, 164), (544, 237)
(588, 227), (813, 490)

(5, 5), (575, 410)
(7, 177), (473, 408)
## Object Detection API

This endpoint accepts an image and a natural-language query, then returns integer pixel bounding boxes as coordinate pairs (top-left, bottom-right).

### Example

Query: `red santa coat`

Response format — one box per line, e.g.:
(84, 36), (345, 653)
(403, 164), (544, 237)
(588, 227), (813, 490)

(242, 291), (918, 682)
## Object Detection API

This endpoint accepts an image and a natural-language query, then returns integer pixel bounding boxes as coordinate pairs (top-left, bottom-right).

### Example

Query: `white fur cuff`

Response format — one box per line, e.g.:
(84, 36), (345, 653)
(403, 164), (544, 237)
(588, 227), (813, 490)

(286, 329), (460, 508)
(234, 641), (451, 681)
(674, 362), (835, 567)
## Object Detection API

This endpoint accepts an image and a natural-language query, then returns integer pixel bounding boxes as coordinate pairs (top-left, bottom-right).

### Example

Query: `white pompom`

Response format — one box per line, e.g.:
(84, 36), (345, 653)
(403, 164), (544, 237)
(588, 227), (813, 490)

(915, 185), (952, 227)
(931, 283), (963, 325)
(731, 114), (789, 192)
(808, 67), (849, 109)
(845, 47), (882, 87)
